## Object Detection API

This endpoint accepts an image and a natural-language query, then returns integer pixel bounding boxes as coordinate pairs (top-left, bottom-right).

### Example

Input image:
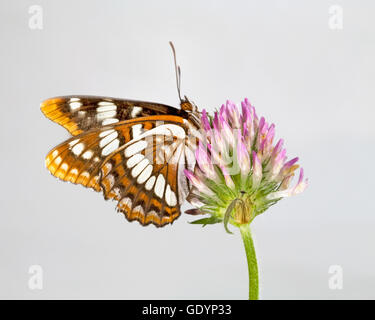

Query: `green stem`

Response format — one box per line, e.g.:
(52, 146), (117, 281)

(239, 224), (259, 300)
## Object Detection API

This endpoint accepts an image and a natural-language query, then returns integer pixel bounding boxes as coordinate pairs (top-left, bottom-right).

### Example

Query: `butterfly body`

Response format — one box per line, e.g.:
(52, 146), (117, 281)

(41, 95), (200, 227)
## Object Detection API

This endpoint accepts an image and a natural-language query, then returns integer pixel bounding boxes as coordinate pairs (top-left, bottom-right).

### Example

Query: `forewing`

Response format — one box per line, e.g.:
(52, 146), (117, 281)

(40, 95), (182, 136)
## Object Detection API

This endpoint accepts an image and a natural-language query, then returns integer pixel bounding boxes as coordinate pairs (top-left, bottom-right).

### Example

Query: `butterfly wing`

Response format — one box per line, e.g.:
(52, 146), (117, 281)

(40, 95), (184, 136)
(44, 115), (197, 227)
(45, 127), (115, 192)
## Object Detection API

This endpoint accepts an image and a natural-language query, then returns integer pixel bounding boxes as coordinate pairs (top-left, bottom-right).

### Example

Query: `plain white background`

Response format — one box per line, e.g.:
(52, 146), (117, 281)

(0, 0), (374, 299)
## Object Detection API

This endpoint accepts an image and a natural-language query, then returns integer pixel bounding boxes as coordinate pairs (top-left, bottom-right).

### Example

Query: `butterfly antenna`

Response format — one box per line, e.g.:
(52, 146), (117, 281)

(169, 41), (183, 102)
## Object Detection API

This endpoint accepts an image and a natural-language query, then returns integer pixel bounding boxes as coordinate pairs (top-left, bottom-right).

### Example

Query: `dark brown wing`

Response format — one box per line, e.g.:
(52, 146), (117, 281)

(40, 95), (185, 136)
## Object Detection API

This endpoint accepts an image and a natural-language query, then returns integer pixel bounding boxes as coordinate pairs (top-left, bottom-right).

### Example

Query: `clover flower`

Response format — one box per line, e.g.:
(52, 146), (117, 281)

(184, 99), (308, 299)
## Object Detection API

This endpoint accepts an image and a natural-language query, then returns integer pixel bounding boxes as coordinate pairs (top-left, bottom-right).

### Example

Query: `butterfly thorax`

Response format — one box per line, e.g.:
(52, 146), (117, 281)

(180, 100), (193, 112)
(180, 98), (201, 129)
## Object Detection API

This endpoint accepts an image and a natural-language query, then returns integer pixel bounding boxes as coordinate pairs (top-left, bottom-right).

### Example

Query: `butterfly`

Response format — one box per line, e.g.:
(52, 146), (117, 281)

(41, 42), (202, 227)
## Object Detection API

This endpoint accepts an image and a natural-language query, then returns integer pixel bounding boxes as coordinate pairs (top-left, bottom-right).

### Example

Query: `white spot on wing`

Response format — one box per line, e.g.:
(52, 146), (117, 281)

(99, 131), (118, 148)
(145, 176), (156, 190)
(120, 197), (132, 208)
(72, 142), (84, 156)
(132, 124), (143, 138)
(131, 106), (142, 117)
(97, 111), (117, 120)
(154, 174), (165, 198)
(98, 101), (113, 105)
(137, 164), (153, 184)
(102, 118), (119, 125)
(125, 140), (147, 157)
(147, 210), (159, 217)
(69, 101), (82, 111)
(126, 153), (144, 168)
(103, 162), (112, 172)
(101, 162), (112, 177)
(69, 139), (79, 147)
(165, 184), (177, 206)
(105, 174), (115, 188)
(102, 139), (120, 156)
(97, 103), (117, 113)
(99, 129), (115, 137)
(133, 205), (144, 214)
(113, 187), (121, 198)
(80, 171), (90, 178)
(131, 158), (149, 177)
(82, 150), (94, 159)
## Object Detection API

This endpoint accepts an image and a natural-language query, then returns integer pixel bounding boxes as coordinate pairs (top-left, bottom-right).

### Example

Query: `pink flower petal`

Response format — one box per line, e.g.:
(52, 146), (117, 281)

(220, 165), (235, 189)
(219, 115), (235, 147)
(270, 148), (287, 180)
(184, 169), (214, 196)
(252, 151), (262, 187)
(196, 141), (218, 181)
(237, 132), (251, 176)
(292, 168), (308, 195)
(226, 100), (241, 128)
(201, 109), (211, 132)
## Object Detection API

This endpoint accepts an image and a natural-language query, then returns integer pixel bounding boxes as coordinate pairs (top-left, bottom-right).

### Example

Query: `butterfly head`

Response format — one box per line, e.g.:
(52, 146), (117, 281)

(180, 95), (194, 112)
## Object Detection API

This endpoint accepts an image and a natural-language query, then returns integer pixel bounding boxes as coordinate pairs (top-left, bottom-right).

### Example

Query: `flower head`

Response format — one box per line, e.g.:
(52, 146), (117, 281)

(185, 99), (308, 228)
